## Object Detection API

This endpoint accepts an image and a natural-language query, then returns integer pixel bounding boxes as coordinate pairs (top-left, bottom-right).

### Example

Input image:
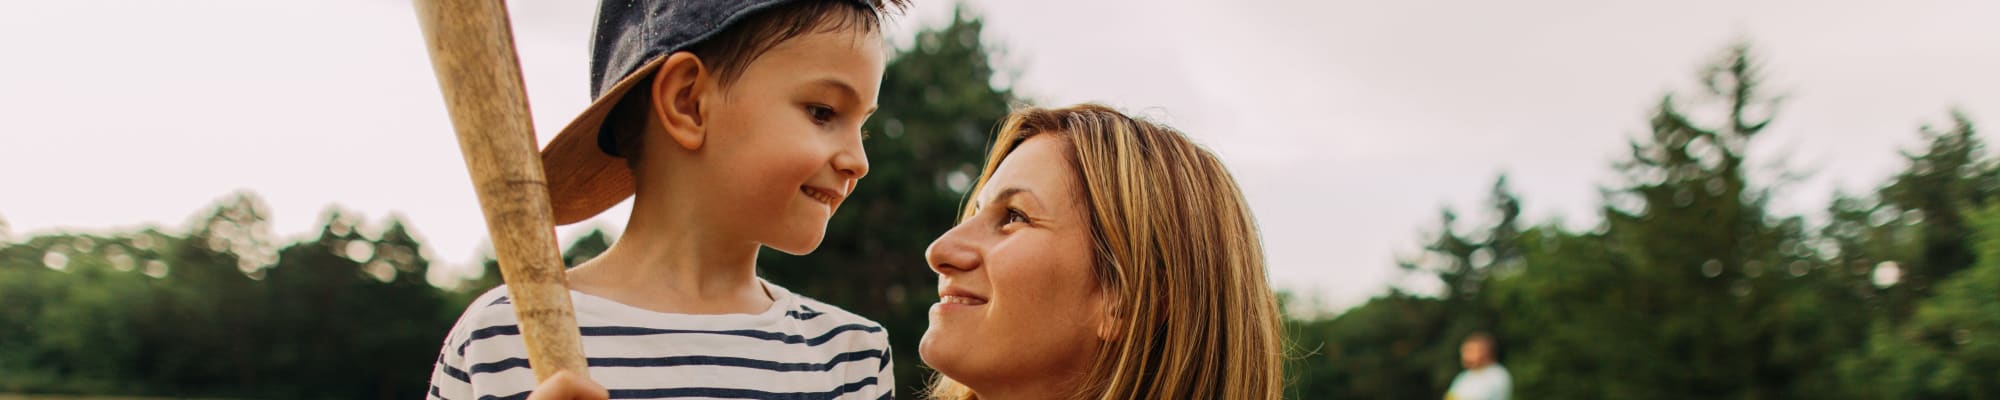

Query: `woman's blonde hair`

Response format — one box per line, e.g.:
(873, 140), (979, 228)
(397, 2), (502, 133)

(928, 104), (1284, 400)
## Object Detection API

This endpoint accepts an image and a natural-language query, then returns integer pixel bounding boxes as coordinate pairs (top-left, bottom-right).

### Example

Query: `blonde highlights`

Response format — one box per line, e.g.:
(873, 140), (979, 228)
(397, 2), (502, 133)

(929, 104), (1284, 400)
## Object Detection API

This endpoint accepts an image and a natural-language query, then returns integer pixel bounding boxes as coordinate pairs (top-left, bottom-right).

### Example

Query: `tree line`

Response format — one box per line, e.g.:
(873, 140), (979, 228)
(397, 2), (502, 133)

(1285, 45), (1998, 399)
(3, 12), (1993, 400)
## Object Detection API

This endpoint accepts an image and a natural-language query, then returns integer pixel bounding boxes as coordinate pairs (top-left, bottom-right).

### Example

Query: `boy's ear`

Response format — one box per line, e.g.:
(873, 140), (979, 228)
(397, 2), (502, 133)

(649, 52), (711, 151)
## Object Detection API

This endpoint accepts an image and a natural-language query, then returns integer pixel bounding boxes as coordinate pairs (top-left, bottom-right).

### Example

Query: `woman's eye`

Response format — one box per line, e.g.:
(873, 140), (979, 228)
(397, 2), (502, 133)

(1004, 209), (1030, 226)
(806, 104), (836, 125)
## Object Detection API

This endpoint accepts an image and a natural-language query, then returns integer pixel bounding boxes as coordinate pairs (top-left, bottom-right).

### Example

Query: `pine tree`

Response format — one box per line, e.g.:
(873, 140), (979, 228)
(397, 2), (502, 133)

(1295, 175), (1526, 399)
(1876, 113), (1995, 317)
(1837, 202), (2000, 399)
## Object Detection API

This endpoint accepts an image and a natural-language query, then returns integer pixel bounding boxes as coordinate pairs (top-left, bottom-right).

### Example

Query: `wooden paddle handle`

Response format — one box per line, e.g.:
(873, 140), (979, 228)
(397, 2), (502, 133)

(413, 0), (588, 381)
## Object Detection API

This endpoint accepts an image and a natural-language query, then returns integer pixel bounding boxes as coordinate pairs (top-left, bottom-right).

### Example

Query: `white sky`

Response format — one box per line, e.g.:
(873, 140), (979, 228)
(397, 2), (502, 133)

(2, 0), (1996, 311)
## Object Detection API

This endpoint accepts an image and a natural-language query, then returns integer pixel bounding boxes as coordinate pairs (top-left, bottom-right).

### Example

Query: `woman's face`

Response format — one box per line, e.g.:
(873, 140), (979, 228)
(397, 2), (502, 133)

(920, 135), (1108, 397)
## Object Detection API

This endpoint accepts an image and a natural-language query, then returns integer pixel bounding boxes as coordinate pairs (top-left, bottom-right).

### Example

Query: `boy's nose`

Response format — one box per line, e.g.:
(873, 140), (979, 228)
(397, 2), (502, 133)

(832, 139), (869, 179)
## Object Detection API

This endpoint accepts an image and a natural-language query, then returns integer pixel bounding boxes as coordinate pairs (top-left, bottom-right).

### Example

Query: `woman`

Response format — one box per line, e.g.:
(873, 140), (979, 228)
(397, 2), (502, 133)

(921, 104), (1285, 399)
(525, 104), (1284, 399)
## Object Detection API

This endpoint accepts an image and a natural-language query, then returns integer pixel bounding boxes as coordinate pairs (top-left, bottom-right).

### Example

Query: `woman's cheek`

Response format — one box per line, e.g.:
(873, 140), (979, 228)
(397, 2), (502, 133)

(997, 243), (1075, 332)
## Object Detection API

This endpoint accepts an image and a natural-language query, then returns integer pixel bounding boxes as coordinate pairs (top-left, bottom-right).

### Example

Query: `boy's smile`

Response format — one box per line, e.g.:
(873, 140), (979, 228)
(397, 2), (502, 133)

(800, 183), (845, 210)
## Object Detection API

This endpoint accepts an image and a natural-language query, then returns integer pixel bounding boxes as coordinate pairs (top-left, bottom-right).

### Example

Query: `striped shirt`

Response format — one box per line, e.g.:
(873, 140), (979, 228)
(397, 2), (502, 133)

(427, 281), (894, 400)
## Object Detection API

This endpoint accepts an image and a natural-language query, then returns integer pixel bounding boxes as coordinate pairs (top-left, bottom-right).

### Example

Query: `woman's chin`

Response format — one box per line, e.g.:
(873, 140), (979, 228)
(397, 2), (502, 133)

(927, 312), (987, 366)
(917, 330), (958, 373)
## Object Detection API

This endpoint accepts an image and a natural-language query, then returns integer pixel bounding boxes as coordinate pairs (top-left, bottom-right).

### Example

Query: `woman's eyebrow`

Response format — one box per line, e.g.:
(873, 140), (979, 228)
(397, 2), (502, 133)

(991, 187), (1030, 206)
(976, 187), (1033, 211)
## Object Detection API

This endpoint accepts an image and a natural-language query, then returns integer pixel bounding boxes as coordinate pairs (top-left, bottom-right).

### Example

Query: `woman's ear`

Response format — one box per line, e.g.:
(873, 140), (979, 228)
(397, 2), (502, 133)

(1095, 295), (1124, 342)
(650, 52), (711, 151)
(1096, 316), (1124, 342)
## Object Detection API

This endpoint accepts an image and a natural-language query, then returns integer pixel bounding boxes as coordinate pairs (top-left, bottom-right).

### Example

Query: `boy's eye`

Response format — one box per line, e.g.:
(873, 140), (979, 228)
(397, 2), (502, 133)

(806, 104), (836, 125)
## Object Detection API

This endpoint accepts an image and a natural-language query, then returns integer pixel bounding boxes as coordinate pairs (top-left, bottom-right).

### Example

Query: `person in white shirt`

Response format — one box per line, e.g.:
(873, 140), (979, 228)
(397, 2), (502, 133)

(1446, 332), (1512, 400)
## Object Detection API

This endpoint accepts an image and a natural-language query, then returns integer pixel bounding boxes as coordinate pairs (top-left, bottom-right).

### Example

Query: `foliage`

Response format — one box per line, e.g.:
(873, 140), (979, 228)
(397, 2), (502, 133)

(1287, 44), (1996, 399)
(2, 16), (1995, 400)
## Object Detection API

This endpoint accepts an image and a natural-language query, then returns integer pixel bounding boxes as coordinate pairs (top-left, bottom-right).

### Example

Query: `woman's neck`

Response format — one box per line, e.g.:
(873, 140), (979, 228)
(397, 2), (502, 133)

(971, 384), (1076, 400)
(961, 374), (1084, 400)
(565, 189), (772, 315)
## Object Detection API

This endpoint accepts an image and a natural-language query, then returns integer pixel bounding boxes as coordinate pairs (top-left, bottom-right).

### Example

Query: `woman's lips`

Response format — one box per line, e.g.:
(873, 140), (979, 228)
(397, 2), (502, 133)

(939, 295), (987, 306)
(933, 294), (986, 314)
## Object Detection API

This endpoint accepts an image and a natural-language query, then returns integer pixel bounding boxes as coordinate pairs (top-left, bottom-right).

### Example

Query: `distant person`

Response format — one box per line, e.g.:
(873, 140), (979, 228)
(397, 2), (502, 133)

(1446, 332), (1512, 400)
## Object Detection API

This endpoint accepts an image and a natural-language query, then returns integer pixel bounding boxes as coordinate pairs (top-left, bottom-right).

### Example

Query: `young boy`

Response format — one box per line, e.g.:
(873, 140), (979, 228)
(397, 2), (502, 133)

(427, 0), (906, 399)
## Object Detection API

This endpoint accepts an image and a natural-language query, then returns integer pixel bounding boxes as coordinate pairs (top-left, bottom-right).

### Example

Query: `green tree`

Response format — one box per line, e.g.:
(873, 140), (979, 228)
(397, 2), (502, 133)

(1600, 44), (1802, 398)
(1409, 175), (1524, 321)
(0, 237), (57, 392)
(1488, 227), (1656, 399)
(130, 193), (276, 396)
(0, 233), (157, 394)
(1831, 114), (1999, 399)
(257, 212), (459, 398)
(1838, 203), (2000, 399)
(1290, 175), (1526, 399)
(1876, 113), (1995, 318)
(563, 228), (614, 267)
(0, 196), (473, 398)
(258, 209), (380, 398)
(457, 228), (611, 298)
(1286, 292), (1447, 400)
(1481, 44), (1856, 399)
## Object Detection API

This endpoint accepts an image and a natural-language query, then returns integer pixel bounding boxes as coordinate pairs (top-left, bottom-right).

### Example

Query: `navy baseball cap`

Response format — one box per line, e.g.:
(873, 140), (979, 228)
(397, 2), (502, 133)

(539, 0), (855, 225)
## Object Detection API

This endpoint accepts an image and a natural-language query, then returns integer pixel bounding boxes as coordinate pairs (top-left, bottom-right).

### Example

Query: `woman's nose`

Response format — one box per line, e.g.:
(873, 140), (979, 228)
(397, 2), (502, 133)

(925, 222), (981, 274)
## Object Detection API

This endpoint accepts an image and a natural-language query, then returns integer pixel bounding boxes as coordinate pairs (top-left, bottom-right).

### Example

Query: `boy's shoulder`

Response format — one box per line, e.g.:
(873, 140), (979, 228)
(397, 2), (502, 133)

(456, 283), (884, 329)
(770, 282), (885, 330)
(459, 285), (522, 324)
(441, 285), (527, 345)
(451, 282), (889, 346)
(773, 285), (893, 367)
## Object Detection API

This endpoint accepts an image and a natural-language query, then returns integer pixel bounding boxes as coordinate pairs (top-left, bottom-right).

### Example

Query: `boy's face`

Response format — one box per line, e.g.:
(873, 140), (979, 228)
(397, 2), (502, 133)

(693, 27), (885, 255)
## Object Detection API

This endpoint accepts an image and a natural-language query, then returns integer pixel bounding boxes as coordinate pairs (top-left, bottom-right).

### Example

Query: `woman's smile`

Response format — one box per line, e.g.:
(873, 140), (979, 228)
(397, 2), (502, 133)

(934, 286), (989, 314)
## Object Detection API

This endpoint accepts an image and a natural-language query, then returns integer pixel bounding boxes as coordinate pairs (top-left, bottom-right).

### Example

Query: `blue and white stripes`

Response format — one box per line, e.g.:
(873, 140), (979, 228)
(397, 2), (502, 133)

(428, 283), (894, 400)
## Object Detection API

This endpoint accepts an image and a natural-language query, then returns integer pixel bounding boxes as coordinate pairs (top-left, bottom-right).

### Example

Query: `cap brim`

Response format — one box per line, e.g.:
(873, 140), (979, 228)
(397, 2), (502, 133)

(542, 56), (669, 226)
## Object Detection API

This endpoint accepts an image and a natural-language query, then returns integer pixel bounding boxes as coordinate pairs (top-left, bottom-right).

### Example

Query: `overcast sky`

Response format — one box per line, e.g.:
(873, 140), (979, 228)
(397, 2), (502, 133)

(3, 0), (1996, 311)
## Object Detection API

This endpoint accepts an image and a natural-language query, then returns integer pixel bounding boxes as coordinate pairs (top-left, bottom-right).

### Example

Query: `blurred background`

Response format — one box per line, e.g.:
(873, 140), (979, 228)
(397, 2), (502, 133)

(3, 0), (1998, 398)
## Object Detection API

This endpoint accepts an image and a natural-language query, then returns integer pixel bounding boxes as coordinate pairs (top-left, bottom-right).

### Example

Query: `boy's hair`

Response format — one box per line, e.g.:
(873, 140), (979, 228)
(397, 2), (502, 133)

(929, 105), (1285, 400)
(605, 0), (906, 164)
